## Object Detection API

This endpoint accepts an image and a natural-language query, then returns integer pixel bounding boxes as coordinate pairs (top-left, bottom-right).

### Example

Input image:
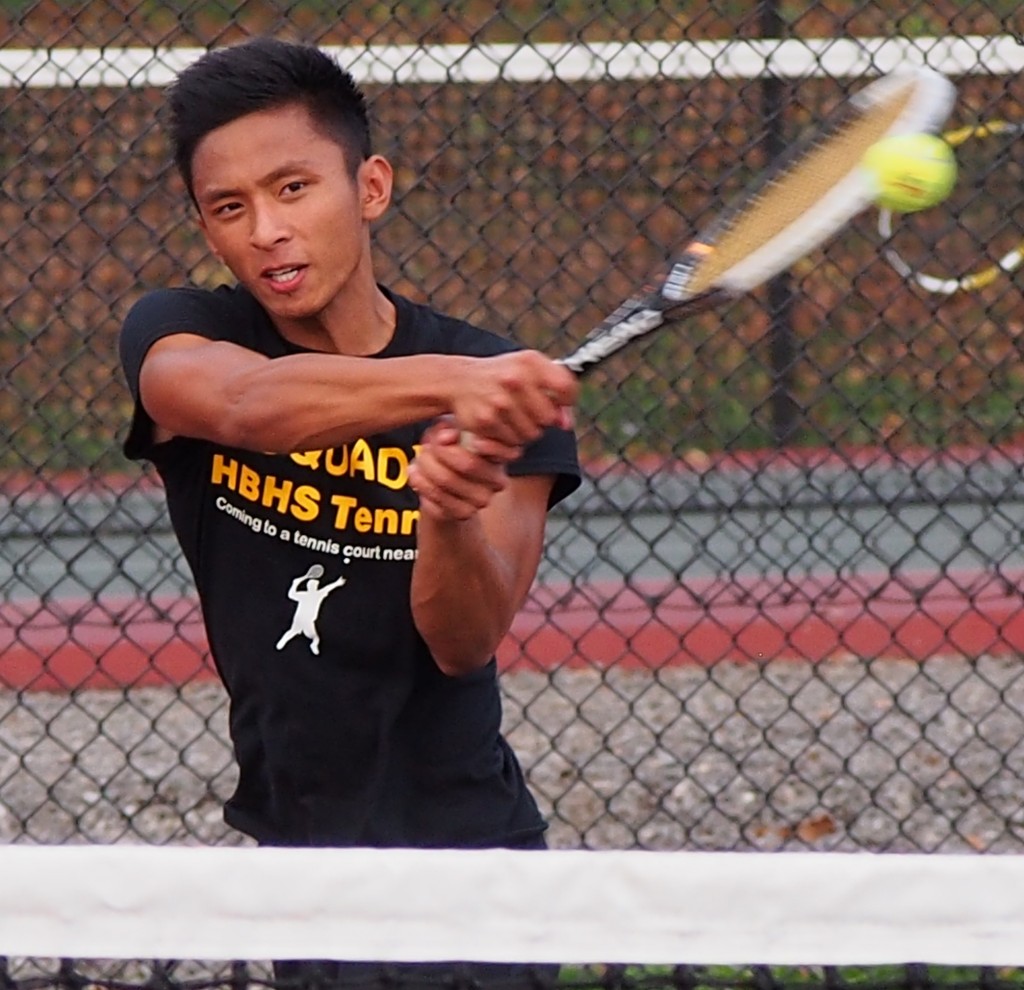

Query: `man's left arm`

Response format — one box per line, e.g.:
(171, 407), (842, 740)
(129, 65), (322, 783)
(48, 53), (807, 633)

(408, 418), (558, 676)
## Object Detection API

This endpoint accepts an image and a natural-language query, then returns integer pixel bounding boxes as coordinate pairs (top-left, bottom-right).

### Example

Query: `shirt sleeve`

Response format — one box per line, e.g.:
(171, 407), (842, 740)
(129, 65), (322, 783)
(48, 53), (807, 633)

(510, 425), (581, 509)
(118, 287), (229, 461)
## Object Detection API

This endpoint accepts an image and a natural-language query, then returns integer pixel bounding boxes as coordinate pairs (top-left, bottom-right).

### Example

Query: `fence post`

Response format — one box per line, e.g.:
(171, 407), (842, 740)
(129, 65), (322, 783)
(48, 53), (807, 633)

(759, 0), (800, 446)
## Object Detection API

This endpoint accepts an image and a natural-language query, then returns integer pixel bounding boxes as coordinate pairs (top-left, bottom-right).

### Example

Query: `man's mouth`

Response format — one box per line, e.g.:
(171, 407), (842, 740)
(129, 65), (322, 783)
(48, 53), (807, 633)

(262, 265), (307, 293)
(266, 266), (303, 283)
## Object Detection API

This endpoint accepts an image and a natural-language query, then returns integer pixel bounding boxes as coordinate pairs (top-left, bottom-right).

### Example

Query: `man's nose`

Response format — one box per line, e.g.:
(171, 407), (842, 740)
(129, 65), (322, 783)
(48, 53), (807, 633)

(249, 203), (290, 249)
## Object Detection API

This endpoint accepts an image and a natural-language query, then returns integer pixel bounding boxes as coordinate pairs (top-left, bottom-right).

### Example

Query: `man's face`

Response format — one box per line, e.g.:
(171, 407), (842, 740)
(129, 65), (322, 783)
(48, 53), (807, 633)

(191, 102), (386, 326)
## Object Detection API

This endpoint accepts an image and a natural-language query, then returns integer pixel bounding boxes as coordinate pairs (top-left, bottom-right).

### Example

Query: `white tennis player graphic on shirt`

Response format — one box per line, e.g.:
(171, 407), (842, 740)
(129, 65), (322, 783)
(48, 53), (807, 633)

(275, 564), (346, 655)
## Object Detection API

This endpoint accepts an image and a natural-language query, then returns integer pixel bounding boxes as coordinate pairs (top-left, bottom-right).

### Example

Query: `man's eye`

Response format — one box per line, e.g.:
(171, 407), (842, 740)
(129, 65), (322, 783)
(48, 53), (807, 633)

(213, 202), (242, 217)
(283, 181), (306, 194)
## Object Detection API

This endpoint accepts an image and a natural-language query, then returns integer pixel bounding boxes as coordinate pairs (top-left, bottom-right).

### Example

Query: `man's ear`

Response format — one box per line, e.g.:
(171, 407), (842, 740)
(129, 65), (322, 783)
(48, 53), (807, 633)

(359, 154), (393, 221)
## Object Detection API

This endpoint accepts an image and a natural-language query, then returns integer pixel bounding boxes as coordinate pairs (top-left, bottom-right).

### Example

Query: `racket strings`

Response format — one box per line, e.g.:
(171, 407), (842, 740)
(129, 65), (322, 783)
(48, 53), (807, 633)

(684, 82), (918, 295)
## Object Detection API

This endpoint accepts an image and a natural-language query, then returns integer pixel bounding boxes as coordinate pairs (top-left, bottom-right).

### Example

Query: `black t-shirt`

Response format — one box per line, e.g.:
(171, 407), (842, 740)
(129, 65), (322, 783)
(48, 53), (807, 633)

(119, 283), (580, 848)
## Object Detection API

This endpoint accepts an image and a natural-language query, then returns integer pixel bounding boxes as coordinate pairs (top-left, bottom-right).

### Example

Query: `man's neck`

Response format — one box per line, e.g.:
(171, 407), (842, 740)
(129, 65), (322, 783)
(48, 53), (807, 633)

(275, 284), (396, 356)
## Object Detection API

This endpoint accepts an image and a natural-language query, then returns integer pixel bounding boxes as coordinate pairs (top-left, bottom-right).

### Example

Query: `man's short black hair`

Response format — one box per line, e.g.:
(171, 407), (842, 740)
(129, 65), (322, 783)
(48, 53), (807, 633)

(168, 37), (372, 200)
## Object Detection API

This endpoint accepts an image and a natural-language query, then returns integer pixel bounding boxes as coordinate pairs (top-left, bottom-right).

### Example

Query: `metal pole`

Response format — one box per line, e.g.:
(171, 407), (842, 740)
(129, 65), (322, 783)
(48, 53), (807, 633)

(760, 0), (800, 446)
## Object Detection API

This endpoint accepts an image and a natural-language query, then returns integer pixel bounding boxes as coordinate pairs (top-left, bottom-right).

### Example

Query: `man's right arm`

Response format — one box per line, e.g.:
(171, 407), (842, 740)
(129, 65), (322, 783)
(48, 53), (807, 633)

(136, 333), (577, 455)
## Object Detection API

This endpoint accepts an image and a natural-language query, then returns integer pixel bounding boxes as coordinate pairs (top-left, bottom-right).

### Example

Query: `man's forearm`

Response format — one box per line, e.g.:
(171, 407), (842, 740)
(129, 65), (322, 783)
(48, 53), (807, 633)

(410, 515), (521, 676)
(142, 337), (577, 454)
(219, 351), (463, 452)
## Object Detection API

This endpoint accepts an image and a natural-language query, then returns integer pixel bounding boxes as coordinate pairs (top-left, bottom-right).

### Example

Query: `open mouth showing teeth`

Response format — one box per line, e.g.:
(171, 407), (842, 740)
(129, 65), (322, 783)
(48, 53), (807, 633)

(268, 268), (301, 282)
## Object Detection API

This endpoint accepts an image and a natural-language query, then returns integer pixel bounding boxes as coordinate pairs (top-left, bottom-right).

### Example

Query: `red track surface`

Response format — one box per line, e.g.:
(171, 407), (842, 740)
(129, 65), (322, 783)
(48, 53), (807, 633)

(4, 568), (1024, 692)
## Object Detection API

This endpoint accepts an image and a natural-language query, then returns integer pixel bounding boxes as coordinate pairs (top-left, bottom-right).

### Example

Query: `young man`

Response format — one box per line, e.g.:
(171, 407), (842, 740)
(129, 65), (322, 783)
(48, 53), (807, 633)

(119, 36), (580, 861)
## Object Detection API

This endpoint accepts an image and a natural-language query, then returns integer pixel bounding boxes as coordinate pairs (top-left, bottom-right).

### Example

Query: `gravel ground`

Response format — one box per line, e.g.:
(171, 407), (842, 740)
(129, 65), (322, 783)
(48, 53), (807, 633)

(3, 653), (1024, 851)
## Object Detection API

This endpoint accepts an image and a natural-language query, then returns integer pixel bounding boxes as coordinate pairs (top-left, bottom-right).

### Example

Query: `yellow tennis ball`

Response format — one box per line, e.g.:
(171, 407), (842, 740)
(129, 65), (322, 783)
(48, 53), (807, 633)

(862, 133), (958, 213)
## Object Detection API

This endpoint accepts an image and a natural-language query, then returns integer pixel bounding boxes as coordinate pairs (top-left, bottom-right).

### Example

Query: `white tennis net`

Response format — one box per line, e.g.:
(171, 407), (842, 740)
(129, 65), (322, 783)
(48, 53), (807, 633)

(3, 845), (1024, 967)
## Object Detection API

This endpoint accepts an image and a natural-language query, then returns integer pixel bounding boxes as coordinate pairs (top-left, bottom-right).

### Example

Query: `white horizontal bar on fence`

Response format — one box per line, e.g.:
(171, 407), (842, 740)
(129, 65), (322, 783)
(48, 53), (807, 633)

(5, 846), (1024, 964)
(2, 35), (1022, 89)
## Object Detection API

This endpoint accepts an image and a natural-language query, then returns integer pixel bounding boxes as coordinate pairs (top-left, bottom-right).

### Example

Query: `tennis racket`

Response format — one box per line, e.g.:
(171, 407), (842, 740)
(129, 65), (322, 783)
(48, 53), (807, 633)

(557, 66), (956, 376)
(878, 120), (1024, 294)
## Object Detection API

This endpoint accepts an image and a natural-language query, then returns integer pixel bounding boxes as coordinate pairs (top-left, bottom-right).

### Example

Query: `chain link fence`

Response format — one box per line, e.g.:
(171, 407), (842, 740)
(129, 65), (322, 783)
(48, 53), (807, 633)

(3, 1), (1024, 852)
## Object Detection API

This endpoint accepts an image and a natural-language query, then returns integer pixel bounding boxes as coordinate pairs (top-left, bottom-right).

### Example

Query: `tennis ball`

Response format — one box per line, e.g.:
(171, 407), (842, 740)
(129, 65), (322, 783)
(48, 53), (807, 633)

(862, 133), (957, 213)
